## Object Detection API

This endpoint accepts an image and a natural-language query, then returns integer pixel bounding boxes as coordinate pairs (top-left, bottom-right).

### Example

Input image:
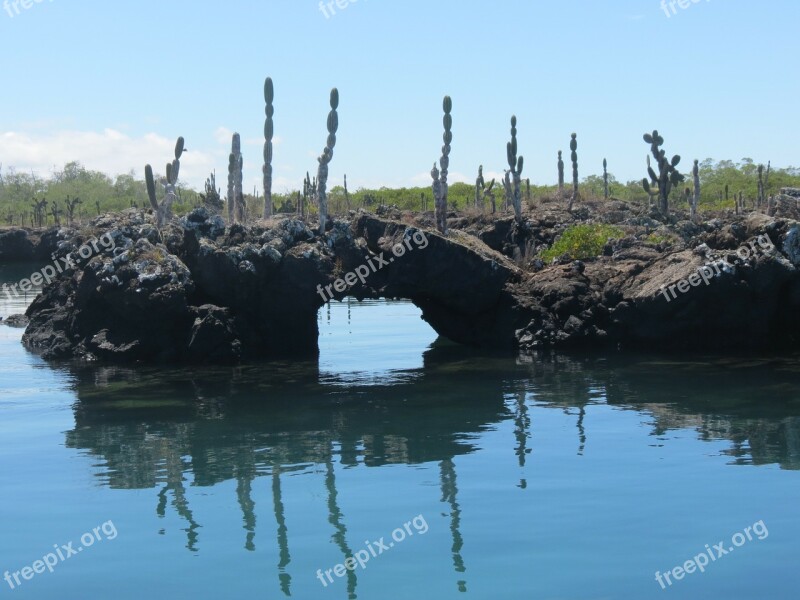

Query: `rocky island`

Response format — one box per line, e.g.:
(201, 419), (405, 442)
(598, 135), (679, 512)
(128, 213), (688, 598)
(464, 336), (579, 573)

(3, 188), (798, 363)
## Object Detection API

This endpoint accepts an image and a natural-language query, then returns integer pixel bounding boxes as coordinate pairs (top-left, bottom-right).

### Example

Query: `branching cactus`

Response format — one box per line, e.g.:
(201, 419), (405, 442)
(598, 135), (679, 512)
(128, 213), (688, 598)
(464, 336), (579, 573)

(65, 195), (81, 226)
(757, 164), (765, 208)
(474, 165), (495, 212)
(302, 172), (311, 217)
(603, 158), (609, 200)
(431, 96), (452, 234)
(485, 181), (496, 214)
(506, 115), (524, 221)
(641, 130), (684, 215)
(263, 77), (274, 219)
(145, 136), (185, 227)
(50, 200), (61, 227)
(692, 159), (700, 219)
(475, 165), (483, 209)
(34, 199), (49, 227)
(568, 133), (578, 211)
(502, 170), (512, 212)
(557, 151), (564, 194)
(316, 88), (339, 234)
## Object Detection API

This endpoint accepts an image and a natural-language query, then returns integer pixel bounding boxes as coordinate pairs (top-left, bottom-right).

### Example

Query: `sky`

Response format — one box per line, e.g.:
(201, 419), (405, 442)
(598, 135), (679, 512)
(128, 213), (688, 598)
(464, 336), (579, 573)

(0, 0), (798, 194)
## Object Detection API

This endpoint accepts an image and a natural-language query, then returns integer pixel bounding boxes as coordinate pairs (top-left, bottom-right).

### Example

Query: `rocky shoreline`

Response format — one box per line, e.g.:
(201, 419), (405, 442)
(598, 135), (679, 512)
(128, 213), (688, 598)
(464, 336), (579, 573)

(4, 194), (800, 363)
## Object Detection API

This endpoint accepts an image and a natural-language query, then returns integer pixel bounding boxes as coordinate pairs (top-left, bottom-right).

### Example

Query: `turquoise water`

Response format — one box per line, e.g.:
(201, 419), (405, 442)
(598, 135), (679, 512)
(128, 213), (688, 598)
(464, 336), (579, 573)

(1, 265), (799, 599)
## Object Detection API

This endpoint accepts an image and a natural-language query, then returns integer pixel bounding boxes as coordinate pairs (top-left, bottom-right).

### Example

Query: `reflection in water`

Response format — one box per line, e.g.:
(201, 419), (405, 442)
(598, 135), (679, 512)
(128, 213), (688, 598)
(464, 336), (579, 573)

(512, 391), (531, 489)
(440, 458), (467, 593)
(54, 346), (800, 599)
(326, 457), (357, 599)
(154, 429), (201, 552)
(272, 468), (292, 596)
(576, 406), (586, 456)
(236, 473), (256, 551)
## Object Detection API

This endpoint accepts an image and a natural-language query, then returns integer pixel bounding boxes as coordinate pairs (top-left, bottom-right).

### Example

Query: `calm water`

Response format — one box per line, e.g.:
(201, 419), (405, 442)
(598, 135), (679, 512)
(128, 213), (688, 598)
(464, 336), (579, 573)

(1, 264), (799, 599)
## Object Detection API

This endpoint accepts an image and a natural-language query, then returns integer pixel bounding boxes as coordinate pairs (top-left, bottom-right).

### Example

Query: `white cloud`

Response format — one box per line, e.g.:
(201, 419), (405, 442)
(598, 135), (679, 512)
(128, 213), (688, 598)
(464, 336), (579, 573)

(213, 126), (281, 149)
(0, 129), (216, 190)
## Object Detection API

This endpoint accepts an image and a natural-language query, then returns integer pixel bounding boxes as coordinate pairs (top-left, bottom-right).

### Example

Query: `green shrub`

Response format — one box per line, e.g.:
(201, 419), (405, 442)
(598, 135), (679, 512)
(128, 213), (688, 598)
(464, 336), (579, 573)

(645, 232), (675, 246)
(541, 223), (625, 262)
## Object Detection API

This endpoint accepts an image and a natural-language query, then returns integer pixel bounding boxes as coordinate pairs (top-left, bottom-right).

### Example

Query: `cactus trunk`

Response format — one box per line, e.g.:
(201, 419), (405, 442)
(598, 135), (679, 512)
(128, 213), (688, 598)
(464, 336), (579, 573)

(569, 134), (578, 211)
(506, 116), (523, 222)
(641, 130), (684, 215)
(230, 134), (244, 223)
(263, 77), (274, 219)
(316, 88), (339, 234)
(431, 96), (452, 234)
(145, 136), (184, 228)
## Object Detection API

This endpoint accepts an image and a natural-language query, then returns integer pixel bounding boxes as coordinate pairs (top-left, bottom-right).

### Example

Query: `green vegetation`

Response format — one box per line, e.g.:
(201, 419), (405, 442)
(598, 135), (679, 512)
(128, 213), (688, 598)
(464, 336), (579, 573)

(1, 159), (799, 229)
(645, 232), (675, 246)
(541, 224), (625, 262)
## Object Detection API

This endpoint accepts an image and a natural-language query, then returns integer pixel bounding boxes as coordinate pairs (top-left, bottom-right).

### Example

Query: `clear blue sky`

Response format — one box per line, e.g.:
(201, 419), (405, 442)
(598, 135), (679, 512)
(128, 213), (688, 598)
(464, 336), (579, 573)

(1, 0), (797, 193)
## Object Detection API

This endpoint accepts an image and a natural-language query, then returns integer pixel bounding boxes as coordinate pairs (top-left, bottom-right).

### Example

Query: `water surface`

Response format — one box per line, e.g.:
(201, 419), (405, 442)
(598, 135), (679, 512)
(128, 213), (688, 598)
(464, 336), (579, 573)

(1, 274), (799, 599)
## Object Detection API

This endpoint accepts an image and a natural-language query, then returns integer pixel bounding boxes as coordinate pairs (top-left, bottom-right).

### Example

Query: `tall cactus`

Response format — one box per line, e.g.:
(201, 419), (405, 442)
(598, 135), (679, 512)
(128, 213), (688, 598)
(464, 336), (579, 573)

(757, 164), (765, 208)
(692, 159), (700, 219)
(227, 152), (235, 223)
(145, 136), (185, 227)
(557, 150), (564, 194)
(475, 165), (484, 209)
(568, 133), (578, 211)
(316, 87), (339, 234)
(65, 195), (82, 226)
(502, 170), (512, 213)
(485, 182), (496, 214)
(506, 115), (524, 222)
(474, 165), (495, 212)
(641, 129), (684, 215)
(231, 133), (244, 223)
(431, 95), (452, 234)
(263, 77), (274, 219)
(603, 158), (609, 200)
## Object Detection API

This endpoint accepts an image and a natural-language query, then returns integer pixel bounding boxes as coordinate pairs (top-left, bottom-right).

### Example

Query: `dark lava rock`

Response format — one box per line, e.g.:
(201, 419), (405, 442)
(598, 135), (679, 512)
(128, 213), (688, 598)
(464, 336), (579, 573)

(18, 204), (800, 363)
(1, 314), (29, 328)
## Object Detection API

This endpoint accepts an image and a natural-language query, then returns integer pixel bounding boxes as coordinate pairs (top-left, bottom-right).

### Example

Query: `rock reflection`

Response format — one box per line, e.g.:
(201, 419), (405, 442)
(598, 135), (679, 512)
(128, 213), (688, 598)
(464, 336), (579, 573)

(60, 349), (800, 599)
